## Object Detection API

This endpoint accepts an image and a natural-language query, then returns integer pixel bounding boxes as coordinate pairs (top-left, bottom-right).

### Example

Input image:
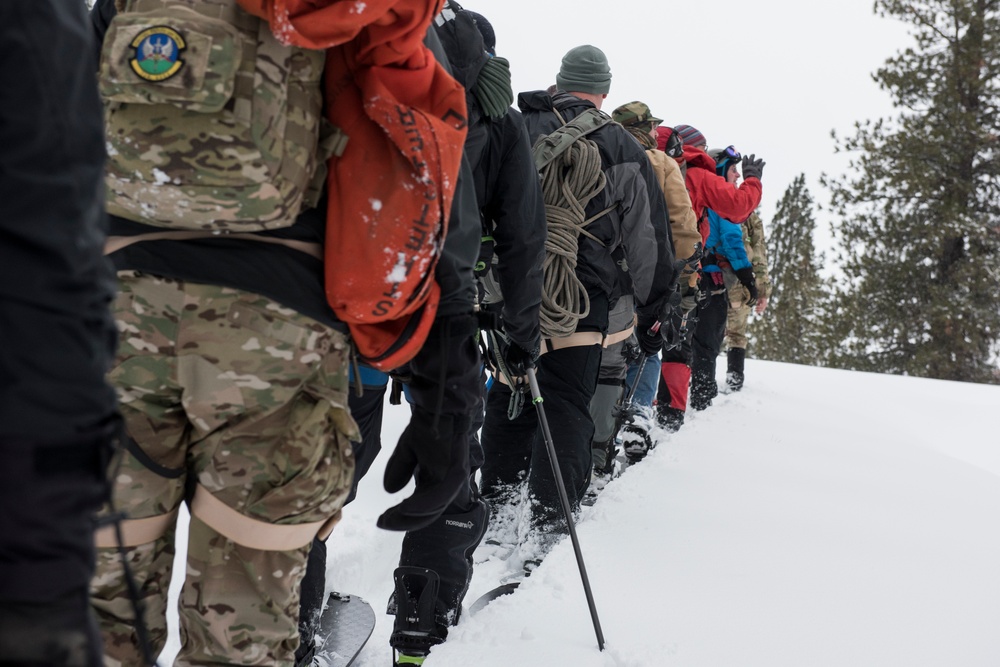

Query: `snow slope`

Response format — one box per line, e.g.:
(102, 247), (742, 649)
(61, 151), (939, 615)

(162, 360), (1000, 666)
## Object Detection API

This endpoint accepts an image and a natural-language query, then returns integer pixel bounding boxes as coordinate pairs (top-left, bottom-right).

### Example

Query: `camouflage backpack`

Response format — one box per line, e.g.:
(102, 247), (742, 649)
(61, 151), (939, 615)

(98, 0), (337, 231)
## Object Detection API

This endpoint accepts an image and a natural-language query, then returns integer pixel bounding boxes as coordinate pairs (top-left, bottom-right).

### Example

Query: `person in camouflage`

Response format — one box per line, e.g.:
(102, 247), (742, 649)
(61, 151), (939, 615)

(724, 210), (772, 391)
(87, 1), (482, 665)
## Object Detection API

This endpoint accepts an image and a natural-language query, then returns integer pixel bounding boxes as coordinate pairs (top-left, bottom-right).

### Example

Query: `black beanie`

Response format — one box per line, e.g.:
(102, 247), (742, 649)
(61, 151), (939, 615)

(466, 11), (496, 55)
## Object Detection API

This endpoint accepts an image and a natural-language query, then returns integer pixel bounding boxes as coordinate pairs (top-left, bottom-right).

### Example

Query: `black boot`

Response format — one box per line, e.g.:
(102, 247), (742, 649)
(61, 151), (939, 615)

(656, 405), (685, 433)
(727, 348), (746, 392)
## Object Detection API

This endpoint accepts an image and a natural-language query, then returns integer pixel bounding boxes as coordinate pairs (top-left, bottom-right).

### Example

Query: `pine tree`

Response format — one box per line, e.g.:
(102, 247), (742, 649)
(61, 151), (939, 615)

(752, 175), (828, 365)
(823, 0), (1000, 384)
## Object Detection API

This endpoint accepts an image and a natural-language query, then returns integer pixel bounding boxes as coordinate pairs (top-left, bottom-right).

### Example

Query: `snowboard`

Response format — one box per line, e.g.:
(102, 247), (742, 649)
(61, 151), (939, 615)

(297, 592), (376, 667)
(467, 581), (521, 617)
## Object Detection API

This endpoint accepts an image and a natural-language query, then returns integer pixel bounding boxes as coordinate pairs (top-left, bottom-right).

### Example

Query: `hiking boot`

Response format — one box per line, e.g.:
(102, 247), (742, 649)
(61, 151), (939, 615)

(656, 406), (684, 433)
(689, 395), (712, 411)
(726, 371), (744, 391)
(727, 348), (746, 391)
(591, 437), (617, 476)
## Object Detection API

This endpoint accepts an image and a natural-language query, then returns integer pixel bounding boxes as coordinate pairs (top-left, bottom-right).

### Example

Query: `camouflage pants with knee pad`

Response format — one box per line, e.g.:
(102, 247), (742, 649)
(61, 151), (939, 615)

(91, 272), (357, 666)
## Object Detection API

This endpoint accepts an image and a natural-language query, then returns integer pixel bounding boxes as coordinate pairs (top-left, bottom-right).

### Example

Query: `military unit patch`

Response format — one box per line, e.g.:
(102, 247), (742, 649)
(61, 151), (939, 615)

(129, 26), (185, 81)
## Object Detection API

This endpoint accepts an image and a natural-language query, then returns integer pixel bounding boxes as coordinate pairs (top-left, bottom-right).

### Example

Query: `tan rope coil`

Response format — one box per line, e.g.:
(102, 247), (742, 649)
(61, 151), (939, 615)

(538, 136), (608, 338)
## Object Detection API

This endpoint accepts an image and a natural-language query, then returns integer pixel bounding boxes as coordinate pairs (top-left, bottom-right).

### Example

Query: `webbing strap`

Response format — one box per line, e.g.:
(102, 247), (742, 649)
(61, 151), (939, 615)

(493, 331), (604, 387)
(190, 484), (337, 551)
(603, 324), (636, 348)
(95, 508), (180, 548)
(105, 233), (322, 259)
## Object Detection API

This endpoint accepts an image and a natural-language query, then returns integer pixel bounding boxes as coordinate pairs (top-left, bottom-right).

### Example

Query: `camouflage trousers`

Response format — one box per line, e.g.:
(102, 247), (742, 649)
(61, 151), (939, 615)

(724, 267), (753, 350)
(91, 272), (357, 667)
(725, 302), (752, 350)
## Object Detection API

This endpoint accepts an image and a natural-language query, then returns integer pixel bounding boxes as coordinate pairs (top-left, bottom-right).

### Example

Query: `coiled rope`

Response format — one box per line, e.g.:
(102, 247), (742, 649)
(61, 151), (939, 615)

(538, 136), (609, 338)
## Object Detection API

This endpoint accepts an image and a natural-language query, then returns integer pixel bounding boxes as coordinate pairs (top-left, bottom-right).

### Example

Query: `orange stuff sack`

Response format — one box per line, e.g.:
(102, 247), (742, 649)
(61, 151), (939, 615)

(239, 0), (468, 370)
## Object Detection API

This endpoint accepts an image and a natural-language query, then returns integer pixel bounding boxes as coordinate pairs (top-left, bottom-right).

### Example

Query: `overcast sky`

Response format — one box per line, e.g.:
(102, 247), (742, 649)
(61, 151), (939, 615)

(466, 0), (913, 250)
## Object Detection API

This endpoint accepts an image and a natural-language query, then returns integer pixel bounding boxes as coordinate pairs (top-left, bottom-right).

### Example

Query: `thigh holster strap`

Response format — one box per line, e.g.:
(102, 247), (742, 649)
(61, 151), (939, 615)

(95, 508), (180, 548)
(190, 484), (341, 551)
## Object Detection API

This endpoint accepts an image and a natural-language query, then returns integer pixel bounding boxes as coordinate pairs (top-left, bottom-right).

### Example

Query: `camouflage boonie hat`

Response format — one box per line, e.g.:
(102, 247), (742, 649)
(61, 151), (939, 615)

(612, 101), (664, 128)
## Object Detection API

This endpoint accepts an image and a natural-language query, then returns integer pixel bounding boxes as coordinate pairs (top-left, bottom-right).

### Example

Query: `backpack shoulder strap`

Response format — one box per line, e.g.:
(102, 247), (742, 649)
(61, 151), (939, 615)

(532, 107), (612, 171)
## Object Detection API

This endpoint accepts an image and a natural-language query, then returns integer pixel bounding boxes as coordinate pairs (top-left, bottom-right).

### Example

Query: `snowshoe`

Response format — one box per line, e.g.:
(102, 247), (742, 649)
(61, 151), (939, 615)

(621, 423), (654, 463)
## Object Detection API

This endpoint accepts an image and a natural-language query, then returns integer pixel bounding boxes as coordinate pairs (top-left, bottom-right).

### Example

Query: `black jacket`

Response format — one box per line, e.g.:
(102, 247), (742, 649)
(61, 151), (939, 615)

(518, 90), (676, 329)
(434, 3), (545, 353)
(470, 108), (546, 352)
(89, 0), (479, 329)
(0, 0), (118, 439)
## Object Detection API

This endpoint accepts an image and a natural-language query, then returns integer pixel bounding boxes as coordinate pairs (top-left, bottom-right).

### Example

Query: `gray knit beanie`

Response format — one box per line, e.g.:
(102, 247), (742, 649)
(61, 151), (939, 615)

(555, 45), (612, 95)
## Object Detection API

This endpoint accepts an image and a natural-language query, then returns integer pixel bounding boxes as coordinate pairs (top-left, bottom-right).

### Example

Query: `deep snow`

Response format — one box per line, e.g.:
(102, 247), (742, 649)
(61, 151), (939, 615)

(161, 359), (1000, 666)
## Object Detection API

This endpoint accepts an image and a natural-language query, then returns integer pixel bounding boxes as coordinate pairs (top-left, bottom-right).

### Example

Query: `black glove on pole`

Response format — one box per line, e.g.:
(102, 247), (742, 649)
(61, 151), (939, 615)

(735, 267), (759, 306)
(741, 154), (765, 181)
(637, 320), (662, 358)
(502, 339), (537, 378)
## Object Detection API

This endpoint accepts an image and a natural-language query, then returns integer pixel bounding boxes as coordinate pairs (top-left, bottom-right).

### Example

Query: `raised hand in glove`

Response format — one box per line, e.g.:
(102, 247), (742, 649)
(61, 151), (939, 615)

(735, 267), (759, 306)
(377, 407), (471, 532)
(741, 154), (765, 181)
(637, 320), (663, 357)
(502, 339), (538, 378)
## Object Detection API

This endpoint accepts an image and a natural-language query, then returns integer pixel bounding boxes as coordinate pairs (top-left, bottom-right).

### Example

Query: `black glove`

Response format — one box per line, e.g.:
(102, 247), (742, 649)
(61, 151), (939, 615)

(501, 339), (538, 378)
(679, 285), (699, 314)
(735, 267), (759, 305)
(377, 407), (471, 532)
(741, 154), (765, 181)
(621, 339), (644, 365)
(637, 320), (662, 357)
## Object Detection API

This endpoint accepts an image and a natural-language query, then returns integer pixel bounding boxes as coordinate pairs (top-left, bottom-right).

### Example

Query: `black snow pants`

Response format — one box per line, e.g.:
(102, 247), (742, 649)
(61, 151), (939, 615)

(480, 344), (602, 530)
(690, 289), (730, 410)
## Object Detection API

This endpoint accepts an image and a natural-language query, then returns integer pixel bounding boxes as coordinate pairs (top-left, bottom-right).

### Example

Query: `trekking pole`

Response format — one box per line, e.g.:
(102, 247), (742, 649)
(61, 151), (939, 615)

(525, 367), (606, 651)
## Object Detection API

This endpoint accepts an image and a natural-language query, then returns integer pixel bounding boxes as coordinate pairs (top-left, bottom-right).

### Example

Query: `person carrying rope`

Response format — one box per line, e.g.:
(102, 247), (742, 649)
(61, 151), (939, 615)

(479, 45), (677, 571)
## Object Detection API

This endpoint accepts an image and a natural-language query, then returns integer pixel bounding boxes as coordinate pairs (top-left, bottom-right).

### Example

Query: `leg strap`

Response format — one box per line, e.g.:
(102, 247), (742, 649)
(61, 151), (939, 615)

(94, 508), (179, 548)
(190, 484), (341, 551)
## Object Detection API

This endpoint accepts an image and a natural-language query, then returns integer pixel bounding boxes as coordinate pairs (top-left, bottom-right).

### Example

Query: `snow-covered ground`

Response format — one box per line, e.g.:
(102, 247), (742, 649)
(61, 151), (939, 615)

(161, 359), (1000, 666)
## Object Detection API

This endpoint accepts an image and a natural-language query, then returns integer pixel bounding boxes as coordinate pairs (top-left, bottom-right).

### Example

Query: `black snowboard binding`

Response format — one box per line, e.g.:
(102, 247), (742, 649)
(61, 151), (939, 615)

(389, 567), (445, 666)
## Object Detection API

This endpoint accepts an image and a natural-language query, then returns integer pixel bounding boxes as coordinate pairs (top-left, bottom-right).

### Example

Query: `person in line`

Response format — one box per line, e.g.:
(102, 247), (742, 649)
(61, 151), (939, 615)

(0, 2), (119, 664)
(724, 210), (772, 391)
(609, 102), (701, 462)
(88, 1), (481, 664)
(655, 124), (764, 431)
(294, 7), (547, 664)
(689, 147), (760, 411)
(480, 44), (676, 569)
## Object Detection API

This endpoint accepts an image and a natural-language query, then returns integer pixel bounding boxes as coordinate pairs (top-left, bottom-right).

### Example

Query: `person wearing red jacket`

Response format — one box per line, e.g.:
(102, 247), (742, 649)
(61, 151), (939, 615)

(654, 124), (764, 431)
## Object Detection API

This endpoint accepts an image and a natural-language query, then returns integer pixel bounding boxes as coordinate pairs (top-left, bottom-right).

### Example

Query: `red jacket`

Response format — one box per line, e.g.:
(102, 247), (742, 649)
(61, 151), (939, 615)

(681, 145), (762, 242)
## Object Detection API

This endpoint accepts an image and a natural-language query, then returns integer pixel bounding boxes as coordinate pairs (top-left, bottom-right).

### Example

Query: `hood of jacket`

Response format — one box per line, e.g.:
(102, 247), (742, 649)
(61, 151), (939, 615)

(682, 144), (717, 174)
